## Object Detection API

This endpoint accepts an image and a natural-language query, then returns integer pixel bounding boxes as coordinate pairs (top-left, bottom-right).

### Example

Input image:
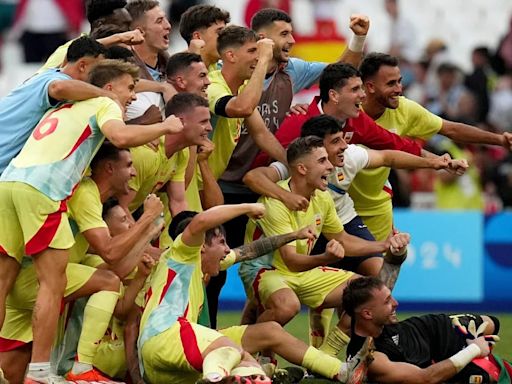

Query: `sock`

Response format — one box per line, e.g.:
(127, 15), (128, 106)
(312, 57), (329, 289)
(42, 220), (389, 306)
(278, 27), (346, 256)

(202, 346), (242, 381)
(27, 362), (51, 379)
(301, 346), (341, 379)
(319, 326), (350, 357)
(77, 290), (119, 365)
(231, 365), (266, 377)
(309, 308), (334, 348)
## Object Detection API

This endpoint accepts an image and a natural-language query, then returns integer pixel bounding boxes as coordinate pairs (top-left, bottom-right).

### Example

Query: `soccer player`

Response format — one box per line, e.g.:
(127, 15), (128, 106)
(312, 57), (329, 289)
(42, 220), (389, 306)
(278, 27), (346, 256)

(221, 9), (369, 191)
(124, 0), (175, 124)
(136, 204), (368, 384)
(0, 143), (163, 384)
(178, 4), (231, 71)
(245, 137), (409, 352)
(165, 52), (210, 98)
(244, 114), (455, 276)
(352, 52), (512, 241)
(39, 0), (143, 72)
(118, 92), (213, 247)
(252, 63), (426, 169)
(0, 59), (182, 384)
(343, 276), (501, 383)
(0, 36), (109, 175)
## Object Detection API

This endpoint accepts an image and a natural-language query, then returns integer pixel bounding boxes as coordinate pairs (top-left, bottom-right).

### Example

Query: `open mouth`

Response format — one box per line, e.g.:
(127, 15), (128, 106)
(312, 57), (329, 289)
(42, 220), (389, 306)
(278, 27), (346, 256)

(320, 175), (328, 186)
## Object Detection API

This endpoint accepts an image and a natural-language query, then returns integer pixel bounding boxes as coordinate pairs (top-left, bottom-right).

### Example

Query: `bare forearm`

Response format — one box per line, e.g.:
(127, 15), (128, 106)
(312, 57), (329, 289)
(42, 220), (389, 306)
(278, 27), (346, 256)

(103, 212), (157, 264)
(378, 250), (407, 291)
(441, 121), (504, 146)
(284, 252), (337, 272)
(337, 232), (387, 256)
(108, 233), (153, 279)
(49, 80), (112, 101)
(190, 204), (257, 234)
(233, 231), (299, 262)
(244, 168), (284, 199)
(234, 59), (270, 113)
(338, 48), (363, 68)
(125, 311), (144, 384)
(114, 276), (146, 319)
(108, 123), (167, 148)
(198, 160), (224, 208)
(185, 148), (197, 188)
(381, 150), (440, 169)
(252, 130), (286, 164)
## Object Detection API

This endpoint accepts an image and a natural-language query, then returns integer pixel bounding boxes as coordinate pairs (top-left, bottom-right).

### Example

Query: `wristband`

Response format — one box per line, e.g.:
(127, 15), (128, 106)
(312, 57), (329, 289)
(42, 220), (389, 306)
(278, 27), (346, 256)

(448, 344), (481, 372)
(348, 34), (366, 52)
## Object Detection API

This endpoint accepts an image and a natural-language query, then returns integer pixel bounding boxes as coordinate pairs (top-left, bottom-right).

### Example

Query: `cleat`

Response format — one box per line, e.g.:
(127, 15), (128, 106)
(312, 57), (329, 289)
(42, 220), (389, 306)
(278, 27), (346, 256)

(345, 337), (374, 384)
(65, 368), (123, 383)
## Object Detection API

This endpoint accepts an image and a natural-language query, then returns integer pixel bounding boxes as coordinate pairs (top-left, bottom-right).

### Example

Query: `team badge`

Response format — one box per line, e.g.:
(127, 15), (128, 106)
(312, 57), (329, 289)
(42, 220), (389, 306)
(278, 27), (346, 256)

(338, 172), (345, 182)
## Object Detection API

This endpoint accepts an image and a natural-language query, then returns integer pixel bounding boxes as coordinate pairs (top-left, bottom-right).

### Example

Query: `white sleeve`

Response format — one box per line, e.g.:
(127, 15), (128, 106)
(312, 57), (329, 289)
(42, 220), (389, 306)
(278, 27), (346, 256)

(269, 161), (289, 180)
(348, 145), (370, 171)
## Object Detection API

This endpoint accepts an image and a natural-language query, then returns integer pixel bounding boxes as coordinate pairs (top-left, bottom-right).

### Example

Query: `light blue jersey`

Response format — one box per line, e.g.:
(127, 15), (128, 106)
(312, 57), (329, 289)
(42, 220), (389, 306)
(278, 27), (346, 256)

(263, 57), (326, 94)
(0, 68), (70, 174)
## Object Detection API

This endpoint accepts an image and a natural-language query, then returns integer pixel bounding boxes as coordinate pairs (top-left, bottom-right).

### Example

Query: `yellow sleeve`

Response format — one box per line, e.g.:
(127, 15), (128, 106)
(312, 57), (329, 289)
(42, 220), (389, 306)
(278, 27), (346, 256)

(96, 98), (124, 128)
(170, 148), (190, 182)
(397, 97), (443, 139)
(68, 179), (107, 233)
(172, 234), (202, 264)
(319, 191), (344, 234)
(207, 71), (231, 113)
(220, 250), (237, 271)
(257, 198), (297, 249)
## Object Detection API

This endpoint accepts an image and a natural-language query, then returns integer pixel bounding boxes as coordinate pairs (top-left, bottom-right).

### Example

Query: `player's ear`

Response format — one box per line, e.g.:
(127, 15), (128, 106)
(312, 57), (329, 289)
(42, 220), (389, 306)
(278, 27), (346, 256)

(192, 31), (201, 40)
(297, 162), (307, 176)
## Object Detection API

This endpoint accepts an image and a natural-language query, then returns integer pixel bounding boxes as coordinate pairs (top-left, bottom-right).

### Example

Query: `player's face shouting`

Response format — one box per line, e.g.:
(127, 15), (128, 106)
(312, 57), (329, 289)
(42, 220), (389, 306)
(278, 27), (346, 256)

(323, 132), (348, 167)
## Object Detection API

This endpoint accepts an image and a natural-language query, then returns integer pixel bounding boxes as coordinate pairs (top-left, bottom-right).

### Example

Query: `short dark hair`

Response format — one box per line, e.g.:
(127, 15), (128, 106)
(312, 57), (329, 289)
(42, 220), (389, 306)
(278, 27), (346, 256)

(319, 63), (361, 103)
(105, 45), (135, 61)
(359, 52), (400, 82)
(86, 0), (127, 25)
(66, 36), (106, 62)
(90, 23), (130, 39)
(251, 8), (292, 31)
(165, 92), (209, 118)
(90, 141), (129, 171)
(217, 25), (257, 55)
(437, 62), (459, 75)
(301, 115), (344, 138)
(126, 0), (159, 24)
(179, 4), (230, 44)
(102, 196), (120, 219)
(287, 136), (325, 165)
(166, 52), (203, 78)
(168, 210), (226, 245)
(88, 59), (140, 87)
(342, 277), (385, 317)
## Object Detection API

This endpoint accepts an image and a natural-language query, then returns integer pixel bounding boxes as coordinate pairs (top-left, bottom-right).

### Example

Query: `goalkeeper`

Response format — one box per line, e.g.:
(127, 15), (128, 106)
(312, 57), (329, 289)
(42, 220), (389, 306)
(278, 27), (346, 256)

(343, 276), (502, 384)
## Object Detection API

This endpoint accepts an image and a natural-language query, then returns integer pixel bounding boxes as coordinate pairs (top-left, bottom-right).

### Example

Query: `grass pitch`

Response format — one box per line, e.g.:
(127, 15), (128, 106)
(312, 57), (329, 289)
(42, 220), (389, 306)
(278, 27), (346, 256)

(218, 310), (512, 368)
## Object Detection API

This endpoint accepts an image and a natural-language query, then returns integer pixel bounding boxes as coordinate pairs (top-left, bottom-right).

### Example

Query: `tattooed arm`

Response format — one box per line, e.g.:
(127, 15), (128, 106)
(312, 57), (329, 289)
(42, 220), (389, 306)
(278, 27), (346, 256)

(232, 226), (316, 263)
(378, 250), (407, 291)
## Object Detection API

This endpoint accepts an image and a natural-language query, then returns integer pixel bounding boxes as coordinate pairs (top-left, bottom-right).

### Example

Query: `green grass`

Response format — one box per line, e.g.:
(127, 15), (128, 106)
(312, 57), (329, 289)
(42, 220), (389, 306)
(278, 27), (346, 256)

(218, 310), (512, 363)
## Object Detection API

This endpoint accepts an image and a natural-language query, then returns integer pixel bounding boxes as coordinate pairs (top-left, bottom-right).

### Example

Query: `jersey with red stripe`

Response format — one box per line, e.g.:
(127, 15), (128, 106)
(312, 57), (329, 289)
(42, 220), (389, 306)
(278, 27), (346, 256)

(0, 97), (123, 200)
(138, 234), (204, 350)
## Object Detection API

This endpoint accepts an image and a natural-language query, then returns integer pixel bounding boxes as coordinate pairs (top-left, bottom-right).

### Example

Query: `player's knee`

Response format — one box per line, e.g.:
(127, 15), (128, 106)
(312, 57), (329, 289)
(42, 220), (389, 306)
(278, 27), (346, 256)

(98, 270), (121, 292)
(273, 302), (300, 324)
(260, 321), (284, 340)
(485, 315), (500, 335)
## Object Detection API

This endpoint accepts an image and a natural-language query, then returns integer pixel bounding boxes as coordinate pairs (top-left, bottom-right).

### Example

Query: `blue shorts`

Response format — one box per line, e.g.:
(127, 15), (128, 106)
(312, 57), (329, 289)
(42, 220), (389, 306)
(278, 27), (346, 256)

(312, 215), (383, 273)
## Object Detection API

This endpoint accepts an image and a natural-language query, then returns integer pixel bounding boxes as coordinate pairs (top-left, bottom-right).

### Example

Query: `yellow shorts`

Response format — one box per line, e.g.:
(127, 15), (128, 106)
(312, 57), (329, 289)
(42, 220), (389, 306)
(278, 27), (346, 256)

(0, 262), (96, 350)
(0, 182), (74, 262)
(142, 319), (234, 384)
(255, 267), (354, 309)
(218, 325), (248, 347)
(359, 208), (393, 243)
